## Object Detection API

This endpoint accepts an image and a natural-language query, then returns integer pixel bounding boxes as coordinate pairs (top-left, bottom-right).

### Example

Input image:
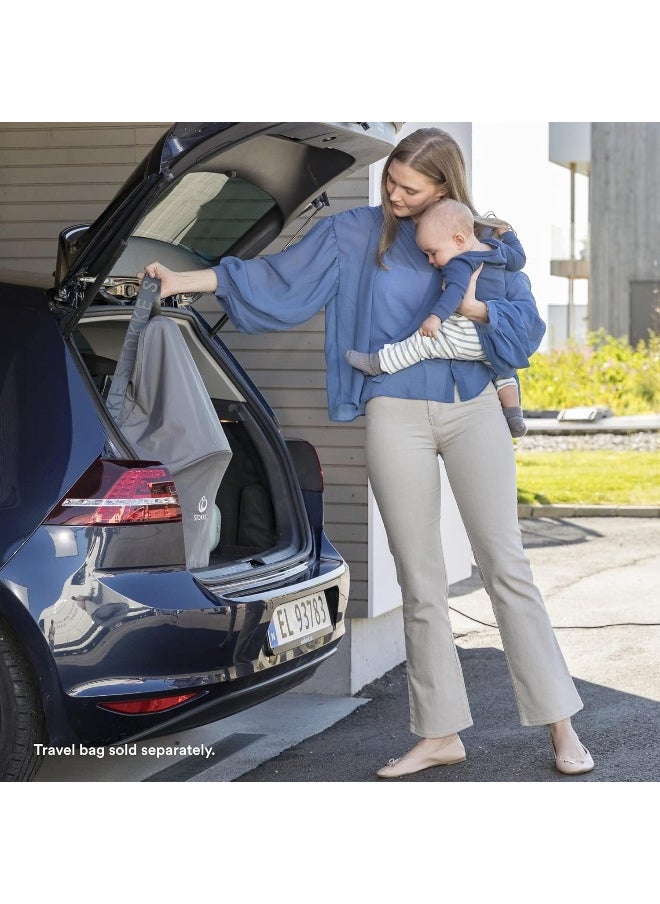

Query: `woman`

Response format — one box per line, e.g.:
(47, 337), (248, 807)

(142, 127), (594, 779)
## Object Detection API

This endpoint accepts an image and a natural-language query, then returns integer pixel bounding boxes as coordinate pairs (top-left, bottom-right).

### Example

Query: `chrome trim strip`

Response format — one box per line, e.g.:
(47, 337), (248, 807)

(223, 562), (348, 603)
(201, 561), (309, 594)
(63, 497), (178, 507)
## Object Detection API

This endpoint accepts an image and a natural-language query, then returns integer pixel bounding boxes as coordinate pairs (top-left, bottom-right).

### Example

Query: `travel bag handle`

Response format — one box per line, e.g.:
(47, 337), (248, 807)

(105, 276), (161, 423)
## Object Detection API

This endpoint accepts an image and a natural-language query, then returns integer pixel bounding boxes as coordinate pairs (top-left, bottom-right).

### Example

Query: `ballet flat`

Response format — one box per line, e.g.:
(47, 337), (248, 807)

(552, 740), (595, 776)
(377, 736), (466, 779)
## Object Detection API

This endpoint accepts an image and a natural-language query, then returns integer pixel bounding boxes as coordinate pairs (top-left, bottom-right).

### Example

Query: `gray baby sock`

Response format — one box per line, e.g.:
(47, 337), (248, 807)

(502, 406), (527, 438)
(345, 349), (383, 376)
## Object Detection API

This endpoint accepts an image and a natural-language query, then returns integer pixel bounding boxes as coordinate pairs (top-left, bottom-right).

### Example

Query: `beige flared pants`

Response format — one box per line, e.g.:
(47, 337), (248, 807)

(365, 386), (583, 737)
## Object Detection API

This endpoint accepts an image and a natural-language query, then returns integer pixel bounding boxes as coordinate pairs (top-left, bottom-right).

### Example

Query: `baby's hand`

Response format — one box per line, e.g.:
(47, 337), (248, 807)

(419, 314), (442, 339)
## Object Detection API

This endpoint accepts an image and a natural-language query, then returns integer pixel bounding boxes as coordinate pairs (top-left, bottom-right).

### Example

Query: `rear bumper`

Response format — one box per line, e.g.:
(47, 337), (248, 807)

(48, 557), (349, 746)
(2, 507), (349, 746)
(68, 640), (343, 747)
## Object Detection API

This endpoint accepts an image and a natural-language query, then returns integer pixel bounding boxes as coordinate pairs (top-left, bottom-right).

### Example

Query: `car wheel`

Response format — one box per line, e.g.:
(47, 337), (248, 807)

(0, 623), (46, 782)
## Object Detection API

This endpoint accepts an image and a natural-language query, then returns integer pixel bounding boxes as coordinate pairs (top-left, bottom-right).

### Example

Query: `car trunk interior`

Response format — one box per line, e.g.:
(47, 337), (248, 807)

(72, 311), (306, 573)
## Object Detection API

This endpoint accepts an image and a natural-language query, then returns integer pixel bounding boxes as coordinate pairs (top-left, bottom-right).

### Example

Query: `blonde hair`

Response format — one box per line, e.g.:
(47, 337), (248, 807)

(377, 128), (511, 266)
(416, 198), (475, 241)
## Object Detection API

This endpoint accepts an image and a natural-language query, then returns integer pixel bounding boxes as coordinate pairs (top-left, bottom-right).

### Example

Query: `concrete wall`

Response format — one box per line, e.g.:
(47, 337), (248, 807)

(590, 122), (660, 340)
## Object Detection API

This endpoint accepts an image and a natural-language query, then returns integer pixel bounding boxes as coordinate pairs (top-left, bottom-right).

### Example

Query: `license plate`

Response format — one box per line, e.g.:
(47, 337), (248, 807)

(267, 592), (333, 653)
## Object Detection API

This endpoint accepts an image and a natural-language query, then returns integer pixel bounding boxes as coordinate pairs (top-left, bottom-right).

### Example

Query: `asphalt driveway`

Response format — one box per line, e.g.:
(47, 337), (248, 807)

(231, 516), (660, 782)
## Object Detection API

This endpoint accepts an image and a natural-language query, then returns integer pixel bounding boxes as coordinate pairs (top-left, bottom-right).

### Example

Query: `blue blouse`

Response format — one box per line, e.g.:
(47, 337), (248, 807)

(212, 206), (545, 422)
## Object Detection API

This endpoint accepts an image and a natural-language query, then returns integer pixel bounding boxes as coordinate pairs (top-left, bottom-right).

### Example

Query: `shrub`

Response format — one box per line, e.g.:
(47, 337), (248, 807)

(520, 329), (660, 414)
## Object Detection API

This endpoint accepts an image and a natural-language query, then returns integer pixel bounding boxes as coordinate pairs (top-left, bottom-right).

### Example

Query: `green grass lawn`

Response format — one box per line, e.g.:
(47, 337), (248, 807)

(515, 450), (660, 505)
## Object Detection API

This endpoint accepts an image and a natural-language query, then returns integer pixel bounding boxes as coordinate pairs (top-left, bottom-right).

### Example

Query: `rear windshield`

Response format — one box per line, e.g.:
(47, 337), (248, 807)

(134, 173), (276, 262)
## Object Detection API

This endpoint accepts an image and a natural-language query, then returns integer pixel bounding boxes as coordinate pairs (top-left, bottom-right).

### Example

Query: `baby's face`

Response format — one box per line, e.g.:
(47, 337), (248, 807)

(416, 222), (460, 268)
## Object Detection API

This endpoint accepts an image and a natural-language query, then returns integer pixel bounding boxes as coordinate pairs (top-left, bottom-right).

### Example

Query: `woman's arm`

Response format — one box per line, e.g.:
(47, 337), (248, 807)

(140, 215), (341, 334)
(478, 271), (546, 369)
(459, 266), (546, 370)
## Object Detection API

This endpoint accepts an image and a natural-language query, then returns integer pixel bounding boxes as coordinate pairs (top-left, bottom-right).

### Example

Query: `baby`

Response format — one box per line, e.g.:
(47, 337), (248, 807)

(345, 198), (529, 437)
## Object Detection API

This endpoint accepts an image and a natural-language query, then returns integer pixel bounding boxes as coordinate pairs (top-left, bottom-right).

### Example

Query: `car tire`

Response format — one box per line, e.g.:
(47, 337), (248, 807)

(0, 623), (46, 782)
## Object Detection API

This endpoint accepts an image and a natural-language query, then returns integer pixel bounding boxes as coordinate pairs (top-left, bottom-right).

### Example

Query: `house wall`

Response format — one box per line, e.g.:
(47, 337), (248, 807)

(0, 123), (170, 274)
(219, 171), (372, 614)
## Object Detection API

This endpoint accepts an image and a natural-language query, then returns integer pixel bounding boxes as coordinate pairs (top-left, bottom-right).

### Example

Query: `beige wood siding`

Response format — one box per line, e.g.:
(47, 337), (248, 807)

(0, 122), (170, 274)
(0, 123), (371, 610)
(219, 170), (370, 609)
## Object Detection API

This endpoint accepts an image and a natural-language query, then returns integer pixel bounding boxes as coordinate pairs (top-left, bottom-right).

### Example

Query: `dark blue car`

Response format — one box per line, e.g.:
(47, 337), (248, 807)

(0, 122), (397, 780)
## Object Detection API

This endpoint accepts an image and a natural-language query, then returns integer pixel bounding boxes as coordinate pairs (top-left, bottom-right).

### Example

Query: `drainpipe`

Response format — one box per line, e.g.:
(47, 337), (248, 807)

(568, 162), (576, 340)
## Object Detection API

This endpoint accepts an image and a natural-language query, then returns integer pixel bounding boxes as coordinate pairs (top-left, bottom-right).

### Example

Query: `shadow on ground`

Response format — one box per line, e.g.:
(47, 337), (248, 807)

(232, 517), (659, 783)
(519, 517), (603, 549)
(233, 647), (659, 783)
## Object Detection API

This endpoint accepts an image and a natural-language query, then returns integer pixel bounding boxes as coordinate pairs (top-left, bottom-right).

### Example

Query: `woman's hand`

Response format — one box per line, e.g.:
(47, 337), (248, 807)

(138, 262), (218, 298)
(456, 264), (489, 323)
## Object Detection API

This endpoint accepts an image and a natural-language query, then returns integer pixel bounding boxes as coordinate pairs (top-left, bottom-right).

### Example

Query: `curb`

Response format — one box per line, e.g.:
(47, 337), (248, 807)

(518, 504), (660, 518)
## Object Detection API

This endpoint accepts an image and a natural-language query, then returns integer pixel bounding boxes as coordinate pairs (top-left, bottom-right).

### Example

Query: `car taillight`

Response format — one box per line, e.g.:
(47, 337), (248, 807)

(45, 459), (182, 526)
